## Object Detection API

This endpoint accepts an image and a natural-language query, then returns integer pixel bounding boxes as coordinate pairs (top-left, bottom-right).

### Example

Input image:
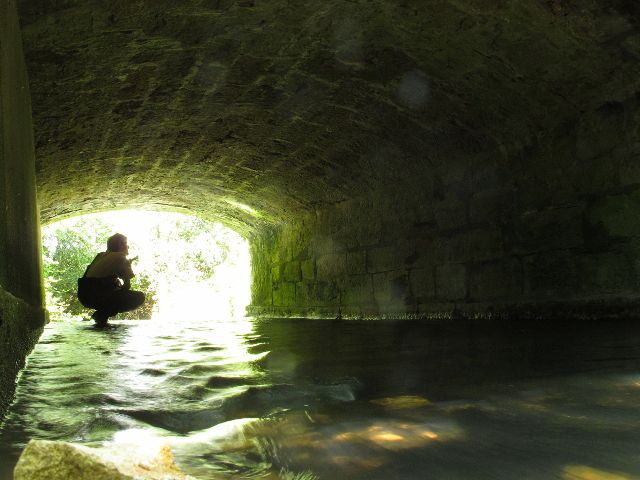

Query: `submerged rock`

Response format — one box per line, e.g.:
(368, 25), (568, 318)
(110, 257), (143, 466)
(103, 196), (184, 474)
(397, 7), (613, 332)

(167, 417), (259, 454)
(369, 395), (430, 410)
(562, 465), (632, 480)
(14, 439), (196, 480)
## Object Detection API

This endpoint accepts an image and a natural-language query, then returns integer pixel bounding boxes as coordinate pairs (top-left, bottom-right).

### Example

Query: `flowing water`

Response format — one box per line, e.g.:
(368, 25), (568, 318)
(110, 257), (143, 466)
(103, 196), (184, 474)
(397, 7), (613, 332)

(1, 316), (640, 479)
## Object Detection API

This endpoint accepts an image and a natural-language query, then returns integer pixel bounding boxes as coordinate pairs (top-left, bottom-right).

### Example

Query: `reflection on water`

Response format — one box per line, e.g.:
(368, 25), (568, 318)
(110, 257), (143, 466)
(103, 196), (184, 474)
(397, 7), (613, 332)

(1, 317), (640, 479)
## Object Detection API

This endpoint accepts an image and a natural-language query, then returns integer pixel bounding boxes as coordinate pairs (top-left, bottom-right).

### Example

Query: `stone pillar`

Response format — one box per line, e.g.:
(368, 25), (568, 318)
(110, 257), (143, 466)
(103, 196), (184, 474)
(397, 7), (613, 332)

(0, 0), (47, 421)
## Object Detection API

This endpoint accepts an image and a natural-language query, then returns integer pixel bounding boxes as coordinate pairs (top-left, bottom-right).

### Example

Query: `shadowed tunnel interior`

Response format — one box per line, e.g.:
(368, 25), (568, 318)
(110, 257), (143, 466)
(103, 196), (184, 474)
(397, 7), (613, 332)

(20, 0), (640, 318)
(2, 0), (640, 461)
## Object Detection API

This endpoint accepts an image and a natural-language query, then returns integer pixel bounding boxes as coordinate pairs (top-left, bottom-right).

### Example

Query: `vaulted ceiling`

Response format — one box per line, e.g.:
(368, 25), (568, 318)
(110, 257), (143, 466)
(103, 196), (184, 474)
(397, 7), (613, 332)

(18, 0), (640, 234)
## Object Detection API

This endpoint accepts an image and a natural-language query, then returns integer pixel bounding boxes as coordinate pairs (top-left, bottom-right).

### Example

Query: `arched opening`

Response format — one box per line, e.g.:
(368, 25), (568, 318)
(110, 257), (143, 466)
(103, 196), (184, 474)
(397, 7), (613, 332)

(41, 210), (251, 322)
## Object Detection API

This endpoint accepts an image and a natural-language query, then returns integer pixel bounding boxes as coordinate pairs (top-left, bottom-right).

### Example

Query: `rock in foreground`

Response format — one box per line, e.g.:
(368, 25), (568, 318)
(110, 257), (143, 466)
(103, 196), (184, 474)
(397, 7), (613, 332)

(14, 439), (195, 480)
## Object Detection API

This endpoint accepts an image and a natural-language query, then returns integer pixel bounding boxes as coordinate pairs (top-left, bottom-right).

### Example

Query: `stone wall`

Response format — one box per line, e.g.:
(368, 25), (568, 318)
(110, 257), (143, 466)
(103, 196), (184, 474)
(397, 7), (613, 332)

(0, 0), (47, 421)
(249, 93), (640, 320)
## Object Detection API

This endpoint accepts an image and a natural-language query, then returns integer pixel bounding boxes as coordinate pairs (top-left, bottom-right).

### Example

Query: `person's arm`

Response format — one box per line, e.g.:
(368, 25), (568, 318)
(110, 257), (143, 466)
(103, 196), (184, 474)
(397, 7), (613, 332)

(119, 254), (135, 290)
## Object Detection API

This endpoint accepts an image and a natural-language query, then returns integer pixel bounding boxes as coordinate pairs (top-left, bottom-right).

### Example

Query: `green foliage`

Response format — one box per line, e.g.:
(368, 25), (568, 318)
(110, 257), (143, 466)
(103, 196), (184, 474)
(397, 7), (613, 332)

(42, 219), (113, 318)
(130, 273), (155, 319)
(41, 211), (247, 321)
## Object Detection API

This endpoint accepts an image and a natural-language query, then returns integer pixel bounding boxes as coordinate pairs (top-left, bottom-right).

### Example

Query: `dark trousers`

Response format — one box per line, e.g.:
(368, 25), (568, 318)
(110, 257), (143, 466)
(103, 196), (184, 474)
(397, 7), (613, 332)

(94, 289), (146, 318)
(78, 277), (145, 322)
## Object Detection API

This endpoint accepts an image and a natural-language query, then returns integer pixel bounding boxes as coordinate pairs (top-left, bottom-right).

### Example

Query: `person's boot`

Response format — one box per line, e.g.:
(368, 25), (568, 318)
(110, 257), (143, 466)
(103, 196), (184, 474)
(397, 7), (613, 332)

(91, 311), (110, 328)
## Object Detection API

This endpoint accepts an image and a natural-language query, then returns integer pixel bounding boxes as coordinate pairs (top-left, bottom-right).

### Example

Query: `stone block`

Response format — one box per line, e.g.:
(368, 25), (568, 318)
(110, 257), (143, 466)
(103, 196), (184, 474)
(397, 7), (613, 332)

(466, 228), (504, 262)
(442, 162), (467, 189)
(270, 265), (280, 282)
(516, 205), (584, 253)
(316, 252), (347, 279)
(412, 198), (436, 225)
(300, 259), (315, 280)
(291, 241), (310, 262)
(576, 100), (626, 161)
(618, 143), (640, 186)
(409, 267), (435, 300)
(381, 200), (411, 245)
(342, 274), (375, 307)
(515, 168), (575, 214)
(372, 272), (410, 313)
(273, 282), (296, 307)
(622, 239), (640, 286)
(433, 228), (503, 264)
(354, 212), (383, 248)
(346, 249), (367, 275)
(367, 246), (402, 273)
(469, 258), (522, 300)
(433, 237), (456, 264)
(381, 215), (407, 246)
(295, 281), (310, 305)
(407, 234), (436, 269)
(576, 251), (636, 294)
(434, 195), (467, 230)
(250, 269), (272, 307)
(295, 281), (339, 306)
(311, 234), (346, 255)
(569, 154), (619, 196)
(282, 261), (301, 282)
(435, 263), (466, 300)
(523, 251), (578, 297)
(469, 187), (515, 224)
(470, 156), (504, 192)
(585, 191), (640, 238)
(277, 242), (293, 264)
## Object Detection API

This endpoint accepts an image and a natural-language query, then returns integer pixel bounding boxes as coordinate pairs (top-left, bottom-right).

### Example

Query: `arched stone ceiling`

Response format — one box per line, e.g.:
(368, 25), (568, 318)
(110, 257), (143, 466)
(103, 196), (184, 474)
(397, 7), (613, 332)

(18, 0), (640, 235)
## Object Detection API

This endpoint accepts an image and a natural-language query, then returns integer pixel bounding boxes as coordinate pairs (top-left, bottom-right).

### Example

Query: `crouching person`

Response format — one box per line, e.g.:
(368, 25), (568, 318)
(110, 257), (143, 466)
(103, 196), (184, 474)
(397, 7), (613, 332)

(78, 233), (145, 328)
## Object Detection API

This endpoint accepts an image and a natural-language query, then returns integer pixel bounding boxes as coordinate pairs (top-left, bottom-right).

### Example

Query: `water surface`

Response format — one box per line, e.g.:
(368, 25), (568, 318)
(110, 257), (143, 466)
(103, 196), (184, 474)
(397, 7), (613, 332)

(1, 317), (640, 479)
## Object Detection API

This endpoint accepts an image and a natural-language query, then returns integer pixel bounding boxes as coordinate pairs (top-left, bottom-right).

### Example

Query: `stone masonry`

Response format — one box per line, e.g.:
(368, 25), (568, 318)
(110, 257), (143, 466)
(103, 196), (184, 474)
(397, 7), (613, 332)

(13, 2), (640, 319)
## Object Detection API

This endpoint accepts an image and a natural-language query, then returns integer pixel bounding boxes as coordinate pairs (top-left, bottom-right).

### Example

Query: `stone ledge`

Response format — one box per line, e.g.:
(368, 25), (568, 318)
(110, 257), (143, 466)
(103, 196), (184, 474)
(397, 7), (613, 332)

(0, 286), (47, 330)
(0, 286), (47, 424)
(248, 296), (640, 321)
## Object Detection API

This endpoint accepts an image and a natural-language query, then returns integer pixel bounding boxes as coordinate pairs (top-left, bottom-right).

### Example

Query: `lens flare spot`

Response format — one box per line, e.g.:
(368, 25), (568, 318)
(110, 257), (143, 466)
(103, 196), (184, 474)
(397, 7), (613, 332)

(397, 70), (430, 109)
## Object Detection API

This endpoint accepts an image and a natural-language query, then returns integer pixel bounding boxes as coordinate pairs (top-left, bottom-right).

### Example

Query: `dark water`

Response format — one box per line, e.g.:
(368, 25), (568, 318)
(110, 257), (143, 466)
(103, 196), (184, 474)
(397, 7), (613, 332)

(2, 316), (640, 479)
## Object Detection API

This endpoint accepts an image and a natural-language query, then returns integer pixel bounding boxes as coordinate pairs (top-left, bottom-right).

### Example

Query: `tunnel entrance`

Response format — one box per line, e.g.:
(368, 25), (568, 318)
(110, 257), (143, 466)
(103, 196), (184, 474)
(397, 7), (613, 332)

(41, 210), (251, 321)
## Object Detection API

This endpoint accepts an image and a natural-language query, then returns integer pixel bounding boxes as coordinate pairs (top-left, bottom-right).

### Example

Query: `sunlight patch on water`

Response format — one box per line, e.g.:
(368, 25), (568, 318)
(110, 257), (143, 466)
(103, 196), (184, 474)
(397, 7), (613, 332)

(108, 317), (264, 411)
(330, 418), (463, 451)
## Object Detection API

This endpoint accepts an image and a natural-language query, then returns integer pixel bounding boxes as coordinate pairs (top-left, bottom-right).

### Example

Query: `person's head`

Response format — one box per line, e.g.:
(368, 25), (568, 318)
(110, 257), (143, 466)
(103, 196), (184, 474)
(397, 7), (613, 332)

(107, 233), (128, 254)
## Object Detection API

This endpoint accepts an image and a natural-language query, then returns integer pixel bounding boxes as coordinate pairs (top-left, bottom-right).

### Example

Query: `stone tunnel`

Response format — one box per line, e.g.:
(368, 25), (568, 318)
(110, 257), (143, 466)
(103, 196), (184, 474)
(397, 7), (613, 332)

(1, 0), (640, 420)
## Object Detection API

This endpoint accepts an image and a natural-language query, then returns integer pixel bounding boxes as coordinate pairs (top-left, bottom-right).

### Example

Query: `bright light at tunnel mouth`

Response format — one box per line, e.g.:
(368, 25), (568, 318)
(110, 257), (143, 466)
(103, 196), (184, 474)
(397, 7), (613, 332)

(41, 209), (251, 322)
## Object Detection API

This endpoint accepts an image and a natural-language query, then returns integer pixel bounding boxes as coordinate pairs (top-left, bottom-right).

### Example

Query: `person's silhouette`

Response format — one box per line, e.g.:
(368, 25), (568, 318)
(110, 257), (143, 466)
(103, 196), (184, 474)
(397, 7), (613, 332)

(77, 233), (145, 327)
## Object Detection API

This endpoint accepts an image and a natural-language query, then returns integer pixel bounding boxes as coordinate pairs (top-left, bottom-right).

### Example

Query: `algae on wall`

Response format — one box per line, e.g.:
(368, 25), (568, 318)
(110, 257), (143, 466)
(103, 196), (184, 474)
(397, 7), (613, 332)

(248, 101), (640, 321)
(0, 0), (47, 421)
